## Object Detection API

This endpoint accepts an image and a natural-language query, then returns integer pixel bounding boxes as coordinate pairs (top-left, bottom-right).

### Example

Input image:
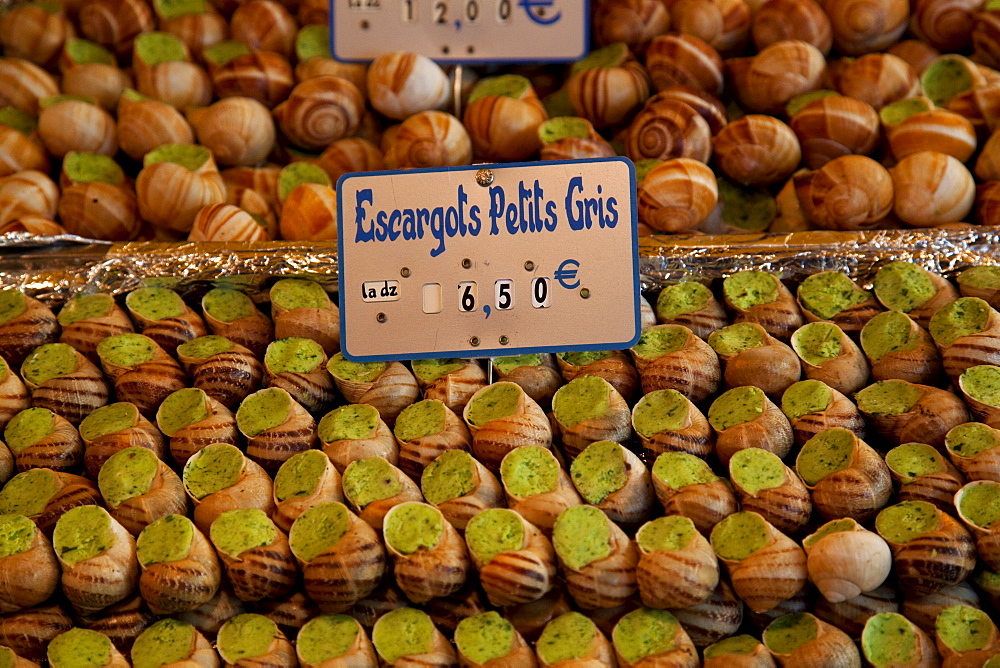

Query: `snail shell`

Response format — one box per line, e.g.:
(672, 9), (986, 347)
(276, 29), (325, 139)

(954, 481), (1000, 571)
(0, 217), (65, 237)
(567, 50), (651, 129)
(330, 360), (419, 428)
(127, 294), (208, 357)
(344, 458), (422, 531)
(38, 99), (117, 159)
(211, 512), (297, 603)
(901, 582), (981, 635)
(468, 510), (557, 608)
(186, 345), (265, 413)
(366, 51), (450, 121)
(637, 157), (718, 234)
(384, 503), (470, 604)
(0, 293), (59, 368)
(61, 64), (133, 113)
(57, 296), (133, 366)
(211, 51), (294, 108)
(727, 40), (827, 115)
(552, 377), (631, 460)
(78, 0), (154, 58)
(256, 589), (322, 641)
(159, 393), (238, 468)
(230, 0), (296, 59)
(0, 516), (59, 615)
(463, 382), (553, 473)
(201, 298), (273, 360)
(894, 456), (966, 515)
(158, 10), (228, 58)
(891, 151), (975, 227)
(135, 60), (213, 111)
(273, 76), (364, 152)
(862, 314), (943, 385)
(725, 273), (804, 342)
(879, 504), (977, 596)
(645, 33), (724, 96)
(591, 0), (671, 51)
(752, 0), (831, 53)
(101, 351), (186, 422)
(861, 382), (969, 449)
(654, 477), (740, 537)
(712, 513), (808, 615)
(825, 0), (909, 56)
(554, 508), (638, 610)
(976, 179), (1000, 227)
(0, 603), (74, 664)
(836, 53), (920, 110)
(0, 171), (59, 226)
(636, 517), (719, 609)
(804, 521), (892, 605)
(264, 344), (336, 415)
(886, 107), (977, 163)
(384, 110), (473, 170)
(791, 96), (881, 170)
(0, 126), (49, 179)
(54, 507), (139, 615)
(910, 0), (979, 52)
(424, 453), (502, 532)
(291, 504), (386, 613)
(10, 470), (101, 537)
(812, 584), (899, 640)
(796, 154), (894, 232)
(729, 449), (813, 536)
(278, 182), (337, 241)
(24, 346), (110, 425)
(633, 392), (714, 460)
(786, 383), (866, 447)
(137, 516), (220, 614)
(791, 322), (870, 396)
(670, 580), (743, 648)
(763, 613), (861, 666)
(463, 80), (548, 162)
(556, 350), (641, 402)
(320, 407), (398, 474)
(717, 326), (801, 398)
(539, 123), (616, 161)
(296, 58), (367, 93)
(188, 97), (275, 168)
(713, 115), (801, 187)
(116, 94), (195, 162)
(0, 58), (59, 115)
(395, 402), (471, 480)
(655, 284), (727, 339)
(572, 441), (653, 530)
(57, 181), (141, 242)
(626, 97), (712, 164)
(189, 202), (269, 242)
(0, 5), (73, 70)
(492, 354), (563, 412)
(272, 454), (343, 534)
(103, 456), (187, 539)
(933, 299), (1000, 384)
(313, 137), (384, 184)
(634, 324), (721, 402)
(501, 448), (583, 535)
(185, 448), (274, 535)
(976, 127), (1000, 182)
(135, 150), (227, 234)
(241, 390), (318, 475)
(81, 408), (165, 480)
(669, 0), (750, 55)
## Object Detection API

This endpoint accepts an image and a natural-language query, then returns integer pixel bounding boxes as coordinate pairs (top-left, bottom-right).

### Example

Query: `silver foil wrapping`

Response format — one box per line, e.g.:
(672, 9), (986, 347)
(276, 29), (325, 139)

(0, 229), (999, 306)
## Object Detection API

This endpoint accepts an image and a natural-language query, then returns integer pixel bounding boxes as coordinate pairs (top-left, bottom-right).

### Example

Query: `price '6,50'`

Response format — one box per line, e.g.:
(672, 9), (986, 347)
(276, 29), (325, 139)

(456, 278), (551, 313)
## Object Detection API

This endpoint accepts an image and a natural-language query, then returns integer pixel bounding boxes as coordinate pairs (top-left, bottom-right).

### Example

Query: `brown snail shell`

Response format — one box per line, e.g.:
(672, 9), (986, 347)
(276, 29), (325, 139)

(104, 456), (187, 538)
(170, 586), (247, 639)
(886, 107), (977, 163)
(726, 40), (827, 116)
(273, 76), (363, 152)
(277, 181), (337, 241)
(210, 50), (294, 109)
(791, 96), (881, 170)
(256, 589), (320, 640)
(863, 315), (943, 385)
(344, 458), (422, 531)
(566, 50), (651, 129)
(158, 8), (228, 58)
(860, 382), (969, 449)
(320, 408), (398, 474)
(187, 98), (275, 168)
(82, 408), (166, 480)
(751, 0), (831, 53)
(572, 441), (654, 530)
(463, 382), (553, 473)
(591, 0), (670, 51)
(61, 64), (133, 112)
(713, 393), (794, 466)
(633, 392), (714, 460)
(892, 451), (966, 514)
(292, 505), (386, 613)
(946, 424), (1000, 484)
(712, 513), (808, 615)
(366, 51), (450, 121)
(186, 344), (265, 413)
(331, 360), (419, 428)
(954, 481), (1000, 571)
(136, 150), (227, 234)
(0, 362), (30, 436)
(210, 512), (297, 602)
(0, 518), (59, 614)
(804, 520), (892, 604)
(501, 449), (583, 536)
(556, 350), (640, 403)
(57, 295), (133, 365)
(877, 503), (977, 596)
(78, 0), (154, 58)
(729, 451), (813, 536)
(901, 582), (981, 636)
(416, 360), (487, 416)
(313, 137), (384, 184)
(24, 346), (109, 425)
(492, 354), (563, 412)
(636, 518), (719, 609)
(835, 52), (919, 109)
(724, 273), (804, 342)
(653, 85), (728, 136)
(55, 507), (139, 615)
(116, 94), (195, 162)
(791, 322), (870, 396)
(654, 476), (740, 537)
(126, 294), (209, 356)
(0, 603), (73, 664)
(0, 58), (59, 115)
(185, 449), (275, 535)
(75, 593), (158, 655)
(201, 299), (273, 360)
(241, 390), (317, 475)
(272, 454), (343, 534)
(797, 276), (883, 338)
(264, 348), (336, 416)
(539, 121), (616, 162)
(424, 454), (503, 532)
(655, 285), (727, 340)
(57, 180), (141, 242)
(230, 0), (296, 58)
(909, 0), (978, 52)
(0, 217), (65, 237)
(271, 287), (339, 356)
(384, 110), (473, 170)
(787, 384), (866, 448)
(555, 510), (638, 610)
(669, 0), (750, 56)
(467, 511), (557, 608)
(0, 5), (73, 70)
(395, 402), (471, 481)
(463, 81), (547, 163)
(891, 151), (975, 228)
(159, 393), (238, 468)
(10, 470), (100, 536)
(717, 326), (800, 398)
(37, 99), (117, 159)
(137, 516), (221, 614)
(763, 613), (861, 666)
(974, 180), (1000, 227)
(552, 377), (631, 460)
(637, 157), (718, 234)
(645, 33), (723, 96)
(0, 170), (59, 227)
(794, 155), (893, 231)
(384, 503), (470, 605)
(626, 97), (712, 164)
(935, 300), (1000, 384)
(824, 0), (909, 56)
(100, 346), (186, 422)
(0, 126), (49, 179)
(670, 580), (743, 648)
(812, 584), (899, 640)
(714, 115), (802, 188)
(189, 202), (269, 242)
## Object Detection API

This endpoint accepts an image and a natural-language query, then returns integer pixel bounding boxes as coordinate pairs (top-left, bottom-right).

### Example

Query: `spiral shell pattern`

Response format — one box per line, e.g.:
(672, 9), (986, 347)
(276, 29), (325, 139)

(218, 532), (297, 603)
(713, 115), (801, 187)
(863, 384), (968, 449)
(166, 399), (238, 469)
(645, 33), (723, 95)
(638, 404), (715, 460)
(0, 603), (74, 663)
(0, 297), (58, 369)
(718, 519), (807, 614)
(116, 97), (195, 163)
(29, 360), (110, 427)
(136, 161), (227, 234)
(637, 158), (718, 234)
(384, 110), (473, 170)
(654, 480), (740, 536)
(390, 515), (470, 604)
(244, 397), (317, 475)
(637, 530), (719, 609)
(139, 524), (220, 614)
(189, 203), (269, 243)
(58, 305), (134, 366)
(503, 466), (583, 536)
(107, 463), (187, 537)
(190, 348), (265, 411)
(0, 528), (59, 614)
(627, 98), (712, 164)
(0, 58), (59, 115)
(837, 53), (920, 109)
(882, 510), (976, 596)
(112, 359), (187, 421)
(731, 40), (828, 115)
(560, 519), (638, 610)
(297, 513), (386, 613)
(715, 401), (794, 465)
(825, 0), (909, 55)
(0, 126), (49, 178)
(477, 521), (557, 608)
(567, 59), (650, 129)
(321, 418), (398, 474)
(267, 367), (336, 416)
(273, 76), (363, 152)
(733, 466), (813, 536)
(211, 51), (294, 108)
(190, 458), (274, 535)
(670, 580), (743, 648)
(58, 513), (139, 614)
(892, 151), (975, 228)
(366, 51), (450, 121)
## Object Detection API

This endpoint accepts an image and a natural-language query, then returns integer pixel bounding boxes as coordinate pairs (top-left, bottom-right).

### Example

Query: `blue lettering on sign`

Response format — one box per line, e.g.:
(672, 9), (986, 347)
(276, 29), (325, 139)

(352, 176), (617, 257)
(554, 259), (580, 289)
(520, 0), (561, 25)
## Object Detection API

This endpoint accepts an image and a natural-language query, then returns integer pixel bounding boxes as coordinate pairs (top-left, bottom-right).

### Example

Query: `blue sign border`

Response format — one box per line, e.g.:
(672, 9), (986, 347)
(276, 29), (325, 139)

(329, 0), (590, 65)
(337, 157), (641, 362)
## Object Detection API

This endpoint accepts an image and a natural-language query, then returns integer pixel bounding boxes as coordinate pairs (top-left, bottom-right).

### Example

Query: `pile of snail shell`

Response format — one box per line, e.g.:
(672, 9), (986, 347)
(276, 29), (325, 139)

(9, 0), (1000, 242)
(0, 257), (997, 665)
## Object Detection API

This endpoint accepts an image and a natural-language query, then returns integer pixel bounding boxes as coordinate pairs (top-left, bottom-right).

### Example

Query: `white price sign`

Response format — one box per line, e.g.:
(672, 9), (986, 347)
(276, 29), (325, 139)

(331, 0), (589, 63)
(337, 158), (640, 361)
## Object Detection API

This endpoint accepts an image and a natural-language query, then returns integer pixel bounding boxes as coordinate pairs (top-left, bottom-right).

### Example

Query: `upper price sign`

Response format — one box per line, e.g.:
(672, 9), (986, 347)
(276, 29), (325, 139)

(331, 0), (589, 64)
(337, 158), (639, 362)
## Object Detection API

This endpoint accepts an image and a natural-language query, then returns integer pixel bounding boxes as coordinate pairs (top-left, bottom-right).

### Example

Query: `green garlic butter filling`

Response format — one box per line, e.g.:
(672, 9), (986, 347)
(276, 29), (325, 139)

(318, 404), (380, 442)
(710, 511), (770, 560)
(552, 505), (612, 570)
(708, 385), (766, 431)
(500, 446), (560, 498)
(98, 447), (159, 507)
(296, 615), (359, 665)
(553, 375), (612, 428)
(781, 379), (832, 420)
(723, 271), (779, 311)
(632, 389), (689, 436)
(342, 457), (401, 508)
(797, 271), (870, 321)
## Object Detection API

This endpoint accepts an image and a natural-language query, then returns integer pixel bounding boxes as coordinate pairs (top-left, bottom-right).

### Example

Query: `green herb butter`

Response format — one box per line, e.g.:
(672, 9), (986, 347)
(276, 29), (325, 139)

(318, 404), (380, 442)
(499, 446), (560, 498)
(98, 447), (159, 507)
(288, 502), (350, 562)
(136, 514), (194, 566)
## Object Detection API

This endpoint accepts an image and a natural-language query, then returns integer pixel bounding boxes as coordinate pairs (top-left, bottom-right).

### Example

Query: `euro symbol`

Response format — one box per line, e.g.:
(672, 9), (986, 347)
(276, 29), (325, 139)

(519, 0), (561, 25)
(554, 258), (580, 289)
